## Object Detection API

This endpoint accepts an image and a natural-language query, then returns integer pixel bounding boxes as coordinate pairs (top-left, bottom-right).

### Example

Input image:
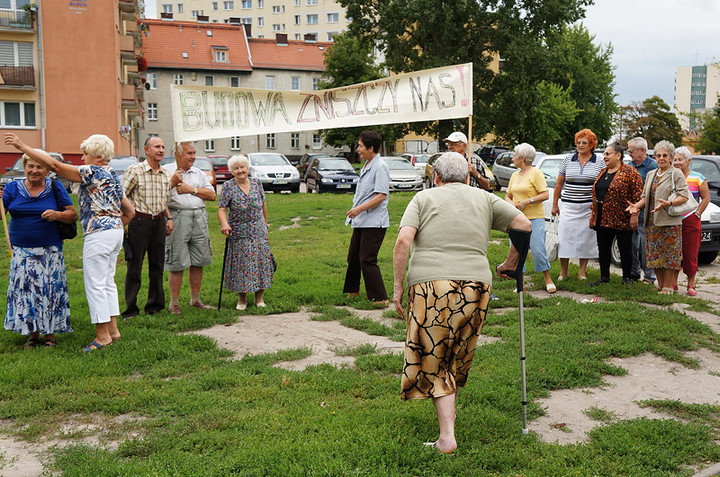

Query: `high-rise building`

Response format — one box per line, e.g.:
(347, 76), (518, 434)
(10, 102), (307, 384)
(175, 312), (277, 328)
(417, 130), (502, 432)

(155, 0), (348, 42)
(675, 63), (720, 130)
(0, 0), (144, 166)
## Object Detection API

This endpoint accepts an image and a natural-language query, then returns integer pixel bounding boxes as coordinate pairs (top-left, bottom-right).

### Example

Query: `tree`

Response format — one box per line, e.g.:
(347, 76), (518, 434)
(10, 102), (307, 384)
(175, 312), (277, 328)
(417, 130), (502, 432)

(621, 96), (683, 147)
(696, 105), (720, 154)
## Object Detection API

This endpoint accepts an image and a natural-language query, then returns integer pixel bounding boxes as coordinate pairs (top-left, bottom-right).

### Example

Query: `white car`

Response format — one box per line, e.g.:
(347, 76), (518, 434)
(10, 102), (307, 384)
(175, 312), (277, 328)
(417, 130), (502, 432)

(247, 152), (301, 193)
(536, 154), (720, 265)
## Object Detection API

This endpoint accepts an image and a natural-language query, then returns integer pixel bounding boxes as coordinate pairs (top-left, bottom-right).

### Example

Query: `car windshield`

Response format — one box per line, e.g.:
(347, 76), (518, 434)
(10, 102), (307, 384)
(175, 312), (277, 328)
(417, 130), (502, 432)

(538, 158), (563, 185)
(109, 158), (137, 173)
(318, 159), (354, 171)
(251, 154), (289, 166)
(209, 156), (228, 167)
(691, 158), (720, 182)
(194, 158), (213, 171)
(384, 158), (415, 170)
(11, 158), (23, 171)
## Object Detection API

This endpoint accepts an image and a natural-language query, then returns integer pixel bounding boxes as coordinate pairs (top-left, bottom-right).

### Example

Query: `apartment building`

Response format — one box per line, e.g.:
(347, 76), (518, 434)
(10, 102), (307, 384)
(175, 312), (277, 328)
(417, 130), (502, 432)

(675, 63), (720, 130)
(155, 0), (348, 42)
(0, 0), (144, 166)
(140, 18), (338, 160)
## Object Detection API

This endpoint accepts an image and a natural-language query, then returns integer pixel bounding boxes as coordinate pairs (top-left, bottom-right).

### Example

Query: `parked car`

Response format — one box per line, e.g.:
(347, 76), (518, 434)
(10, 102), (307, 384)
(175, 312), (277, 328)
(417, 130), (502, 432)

(298, 153), (333, 179)
(108, 155), (139, 184)
(492, 150), (548, 191)
(424, 153), (496, 190)
(160, 156), (216, 186)
(401, 153), (432, 172)
(1, 153), (73, 193)
(383, 156), (423, 192)
(476, 145), (509, 166)
(536, 154), (720, 265)
(247, 152), (301, 193)
(305, 157), (359, 193)
(207, 155), (232, 183)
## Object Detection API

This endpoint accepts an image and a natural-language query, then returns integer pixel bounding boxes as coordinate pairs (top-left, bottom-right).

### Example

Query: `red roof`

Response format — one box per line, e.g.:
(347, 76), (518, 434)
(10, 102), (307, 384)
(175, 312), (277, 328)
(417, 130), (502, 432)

(141, 19), (331, 73)
(141, 19), (252, 71)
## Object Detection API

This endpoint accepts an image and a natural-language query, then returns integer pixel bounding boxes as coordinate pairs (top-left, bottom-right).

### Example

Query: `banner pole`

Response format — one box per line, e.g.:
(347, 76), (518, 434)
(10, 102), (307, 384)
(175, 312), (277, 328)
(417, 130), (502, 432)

(465, 114), (473, 185)
(0, 198), (11, 258)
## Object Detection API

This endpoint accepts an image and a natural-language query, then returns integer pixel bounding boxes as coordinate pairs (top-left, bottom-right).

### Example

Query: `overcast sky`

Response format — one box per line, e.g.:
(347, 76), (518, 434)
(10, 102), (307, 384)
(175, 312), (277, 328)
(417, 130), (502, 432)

(142, 0), (720, 109)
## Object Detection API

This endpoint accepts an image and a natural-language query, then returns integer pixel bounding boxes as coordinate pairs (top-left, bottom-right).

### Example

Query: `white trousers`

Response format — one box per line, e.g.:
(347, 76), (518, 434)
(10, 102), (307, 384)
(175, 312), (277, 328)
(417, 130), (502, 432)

(83, 228), (123, 324)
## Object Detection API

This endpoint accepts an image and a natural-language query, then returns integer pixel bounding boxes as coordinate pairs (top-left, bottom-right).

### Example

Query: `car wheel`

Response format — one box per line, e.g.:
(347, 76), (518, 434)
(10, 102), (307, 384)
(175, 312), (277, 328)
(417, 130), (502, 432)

(698, 250), (718, 265)
(610, 237), (622, 267)
(290, 185), (300, 193)
(494, 181), (502, 192)
(424, 177), (432, 189)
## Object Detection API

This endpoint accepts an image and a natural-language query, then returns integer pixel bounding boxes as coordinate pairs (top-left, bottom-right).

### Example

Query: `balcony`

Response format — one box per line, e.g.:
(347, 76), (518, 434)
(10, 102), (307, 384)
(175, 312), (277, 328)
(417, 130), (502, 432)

(0, 66), (35, 88)
(0, 9), (33, 30)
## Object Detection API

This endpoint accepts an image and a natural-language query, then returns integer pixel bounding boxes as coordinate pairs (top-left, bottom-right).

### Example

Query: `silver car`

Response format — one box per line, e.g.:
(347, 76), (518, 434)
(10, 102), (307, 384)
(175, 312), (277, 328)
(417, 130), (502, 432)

(401, 153), (432, 173)
(247, 152), (301, 193)
(492, 150), (547, 191)
(383, 156), (423, 192)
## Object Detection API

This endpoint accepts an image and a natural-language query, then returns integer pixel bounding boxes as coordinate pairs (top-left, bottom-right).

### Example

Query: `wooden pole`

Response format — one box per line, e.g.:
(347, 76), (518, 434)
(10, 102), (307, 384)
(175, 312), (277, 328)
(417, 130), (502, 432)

(466, 114), (473, 185)
(0, 198), (12, 258)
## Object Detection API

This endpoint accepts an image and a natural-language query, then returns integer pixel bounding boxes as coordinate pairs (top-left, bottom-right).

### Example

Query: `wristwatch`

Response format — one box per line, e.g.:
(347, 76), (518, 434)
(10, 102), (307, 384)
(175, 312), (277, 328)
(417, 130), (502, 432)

(529, 197), (534, 203)
(192, 187), (198, 196)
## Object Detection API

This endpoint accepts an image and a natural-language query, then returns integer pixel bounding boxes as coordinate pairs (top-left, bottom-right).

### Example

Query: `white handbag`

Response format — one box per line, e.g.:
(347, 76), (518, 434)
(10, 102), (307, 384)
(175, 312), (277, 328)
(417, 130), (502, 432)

(667, 168), (698, 217)
(545, 215), (559, 262)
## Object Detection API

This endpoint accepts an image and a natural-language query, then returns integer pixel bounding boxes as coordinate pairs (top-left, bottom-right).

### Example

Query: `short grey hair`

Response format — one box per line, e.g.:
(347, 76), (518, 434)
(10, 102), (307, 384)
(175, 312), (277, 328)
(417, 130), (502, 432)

(675, 146), (693, 162)
(434, 152), (468, 183)
(514, 143), (536, 165)
(228, 154), (250, 171)
(627, 137), (648, 151)
(654, 140), (675, 157)
(173, 141), (194, 157)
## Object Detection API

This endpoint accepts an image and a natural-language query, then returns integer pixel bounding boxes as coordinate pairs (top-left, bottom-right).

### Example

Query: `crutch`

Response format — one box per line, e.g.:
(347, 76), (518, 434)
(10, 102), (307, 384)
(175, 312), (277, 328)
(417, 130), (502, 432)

(217, 236), (229, 309)
(504, 229), (532, 434)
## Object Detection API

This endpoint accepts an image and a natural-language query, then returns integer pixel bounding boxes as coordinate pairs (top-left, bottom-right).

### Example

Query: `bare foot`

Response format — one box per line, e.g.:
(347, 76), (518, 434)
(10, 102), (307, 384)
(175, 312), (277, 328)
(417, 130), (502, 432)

(424, 439), (456, 454)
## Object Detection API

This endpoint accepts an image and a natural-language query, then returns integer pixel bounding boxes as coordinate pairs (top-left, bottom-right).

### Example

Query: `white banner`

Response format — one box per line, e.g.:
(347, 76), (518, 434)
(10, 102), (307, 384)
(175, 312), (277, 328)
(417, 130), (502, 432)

(170, 63), (472, 142)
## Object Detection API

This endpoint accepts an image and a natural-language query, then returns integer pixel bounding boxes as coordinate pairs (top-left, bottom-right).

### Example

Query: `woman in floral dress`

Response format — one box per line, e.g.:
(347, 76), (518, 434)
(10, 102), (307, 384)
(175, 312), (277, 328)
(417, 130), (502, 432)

(218, 155), (274, 310)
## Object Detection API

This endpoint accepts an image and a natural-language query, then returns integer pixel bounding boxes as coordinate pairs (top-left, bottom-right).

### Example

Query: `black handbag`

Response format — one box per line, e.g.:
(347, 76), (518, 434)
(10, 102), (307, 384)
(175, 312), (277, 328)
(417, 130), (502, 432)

(51, 180), (78, 240)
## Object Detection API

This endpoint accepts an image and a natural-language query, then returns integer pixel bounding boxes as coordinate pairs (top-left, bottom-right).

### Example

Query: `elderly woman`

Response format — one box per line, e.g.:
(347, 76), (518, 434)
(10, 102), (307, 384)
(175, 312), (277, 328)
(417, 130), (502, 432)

(2, 151), (77, 348)
(673, 146), (710, 296)
(626, 140), (689, 294)
(5, 133), (135, 352)
(218, 155), (274, 310)
(589, 143), (643, 286)
(551, 129), (604, 280)
(505, 142), (555, 293)
(393, 152), (530, 454)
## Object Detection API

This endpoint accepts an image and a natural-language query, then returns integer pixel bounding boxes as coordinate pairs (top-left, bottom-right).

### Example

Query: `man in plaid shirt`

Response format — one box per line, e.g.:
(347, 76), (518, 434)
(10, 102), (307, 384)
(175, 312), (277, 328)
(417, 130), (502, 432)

(444, 131), (491, 191)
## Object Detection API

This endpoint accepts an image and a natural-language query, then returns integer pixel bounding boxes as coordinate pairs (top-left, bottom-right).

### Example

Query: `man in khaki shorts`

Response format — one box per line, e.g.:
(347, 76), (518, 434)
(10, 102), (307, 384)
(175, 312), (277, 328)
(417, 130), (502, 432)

(164, 141), (217, 314)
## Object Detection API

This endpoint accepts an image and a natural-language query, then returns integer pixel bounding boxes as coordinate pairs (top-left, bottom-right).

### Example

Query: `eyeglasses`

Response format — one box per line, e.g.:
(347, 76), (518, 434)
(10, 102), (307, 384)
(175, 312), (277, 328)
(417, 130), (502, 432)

(627, 149), (636, 154)
(656, 153), (671, 158)
(576, 140), (589, 145)
(447, 141), (463, 147)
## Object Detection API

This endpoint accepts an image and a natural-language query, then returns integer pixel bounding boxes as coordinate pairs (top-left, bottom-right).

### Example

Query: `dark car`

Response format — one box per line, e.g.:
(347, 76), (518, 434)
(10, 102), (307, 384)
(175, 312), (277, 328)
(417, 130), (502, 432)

(691, 155), (720, 207)
(476, 145), (509, 166)
(298, 153), (333, 179)
(207, 155), (232, 183)
(1, 153), (73, 193)
(335, 151), (358, 163)
(305, 157), (359, 193)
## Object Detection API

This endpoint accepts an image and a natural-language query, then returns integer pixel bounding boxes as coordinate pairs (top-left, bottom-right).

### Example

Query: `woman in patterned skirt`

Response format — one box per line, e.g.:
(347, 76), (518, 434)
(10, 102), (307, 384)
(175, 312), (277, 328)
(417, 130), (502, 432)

(626, 140), (689, 294)
(2, 152), (77, 348)
(393, 152), (530, 454)
(218, 155), (274, 310)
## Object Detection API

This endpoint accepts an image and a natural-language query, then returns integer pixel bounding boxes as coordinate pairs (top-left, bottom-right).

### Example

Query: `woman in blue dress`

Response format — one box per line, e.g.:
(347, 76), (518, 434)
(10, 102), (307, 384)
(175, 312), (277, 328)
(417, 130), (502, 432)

(217, 155), (274, 310)
(2, 153), (77, 348)
(5, 133), (135, 352)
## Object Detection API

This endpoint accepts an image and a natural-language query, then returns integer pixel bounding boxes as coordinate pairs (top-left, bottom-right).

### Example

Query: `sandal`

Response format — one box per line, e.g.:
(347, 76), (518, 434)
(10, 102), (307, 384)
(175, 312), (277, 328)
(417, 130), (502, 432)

(23, 337), (40, 349)
(44, 338), (57, 348)
(687, 286), (697, 296)
(658, 288), (675, 295)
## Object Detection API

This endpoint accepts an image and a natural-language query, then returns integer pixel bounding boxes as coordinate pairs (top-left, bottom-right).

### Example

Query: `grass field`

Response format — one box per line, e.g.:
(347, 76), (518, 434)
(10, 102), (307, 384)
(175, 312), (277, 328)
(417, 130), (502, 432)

(1, 190), (720, 476)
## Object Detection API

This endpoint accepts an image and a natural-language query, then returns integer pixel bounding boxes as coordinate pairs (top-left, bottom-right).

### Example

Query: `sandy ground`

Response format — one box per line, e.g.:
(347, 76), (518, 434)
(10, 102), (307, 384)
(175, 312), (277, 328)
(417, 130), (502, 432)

(2, 260), (720, 476)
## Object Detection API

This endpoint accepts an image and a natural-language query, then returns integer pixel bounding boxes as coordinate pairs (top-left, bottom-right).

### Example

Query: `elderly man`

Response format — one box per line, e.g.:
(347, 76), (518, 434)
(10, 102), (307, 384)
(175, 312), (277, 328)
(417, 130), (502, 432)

(343, 130), (390, 305)
(164, 142), (217, 314)
(122, 136), (173, 318)
(627, 137), (658, 284)
(444, 131), (491, 191)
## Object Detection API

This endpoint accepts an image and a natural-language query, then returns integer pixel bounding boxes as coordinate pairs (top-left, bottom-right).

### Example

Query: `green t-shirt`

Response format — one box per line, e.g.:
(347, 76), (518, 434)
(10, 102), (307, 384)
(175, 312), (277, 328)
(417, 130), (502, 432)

(399, 183), (520, 287)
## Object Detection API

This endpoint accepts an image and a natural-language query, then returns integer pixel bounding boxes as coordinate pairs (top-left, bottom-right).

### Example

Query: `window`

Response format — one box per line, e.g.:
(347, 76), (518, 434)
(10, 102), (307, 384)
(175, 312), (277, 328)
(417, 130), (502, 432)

(272, 5), (280, 13)
(241, 17), (252, 24)
(1, 102), (35, 128)
(294, 0), (300, 5)
(307, 0), (318, 4)
(177, 3), (183, 13)
(265, 75), (275, 90)
(306, 14), (318, 24)
(205, 140), (215, 152)
(191, 10), (200, 17)
(162, 4), (172, 13)
(230, 76), (239, 87)
(258, 0), (263, 7)
(231, 136), (241, 150)
(266, 134), (276, 149)
(313, 134), (322, 149)
(147, 103), (158, 121)
(146, 73), (157, 89)
(291, 76), (300, 90)
(291, 133), (300, 149)
(173, 73), (184, 85)
(294, 14), (300, 25)
(312, 78), (319, 90)
(327, 32), (338, 41)
(272, 24), (281, 31)
(212, 1), (218, 10)
(214, 50), (227, 62)
(295, 33), (301, 40)
(327, 12), (338, 22)
(241, 0), (251, 7)
(258, 17), (264, 26)
(0, 41), (33, 66)
(205, 75), (214, 86)
(224, 0), (234, 9)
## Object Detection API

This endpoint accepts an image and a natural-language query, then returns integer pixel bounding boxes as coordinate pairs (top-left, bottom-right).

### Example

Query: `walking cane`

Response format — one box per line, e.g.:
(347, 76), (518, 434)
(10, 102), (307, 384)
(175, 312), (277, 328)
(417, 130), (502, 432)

(217, 236), (229, 309)
(503, 229), (532, 434)
(0, 196), (11, 258)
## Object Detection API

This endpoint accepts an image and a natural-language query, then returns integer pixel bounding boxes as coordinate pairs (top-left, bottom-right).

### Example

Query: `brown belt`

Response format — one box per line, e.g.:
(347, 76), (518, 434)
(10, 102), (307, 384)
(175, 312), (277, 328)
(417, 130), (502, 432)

(134, 211), (165, 221)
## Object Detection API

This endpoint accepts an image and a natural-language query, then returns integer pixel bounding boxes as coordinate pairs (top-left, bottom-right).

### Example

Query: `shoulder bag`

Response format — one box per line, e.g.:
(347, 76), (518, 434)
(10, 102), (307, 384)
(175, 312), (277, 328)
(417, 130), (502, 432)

(51, 180), (78, 240)
(667, 168), (698, 217)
